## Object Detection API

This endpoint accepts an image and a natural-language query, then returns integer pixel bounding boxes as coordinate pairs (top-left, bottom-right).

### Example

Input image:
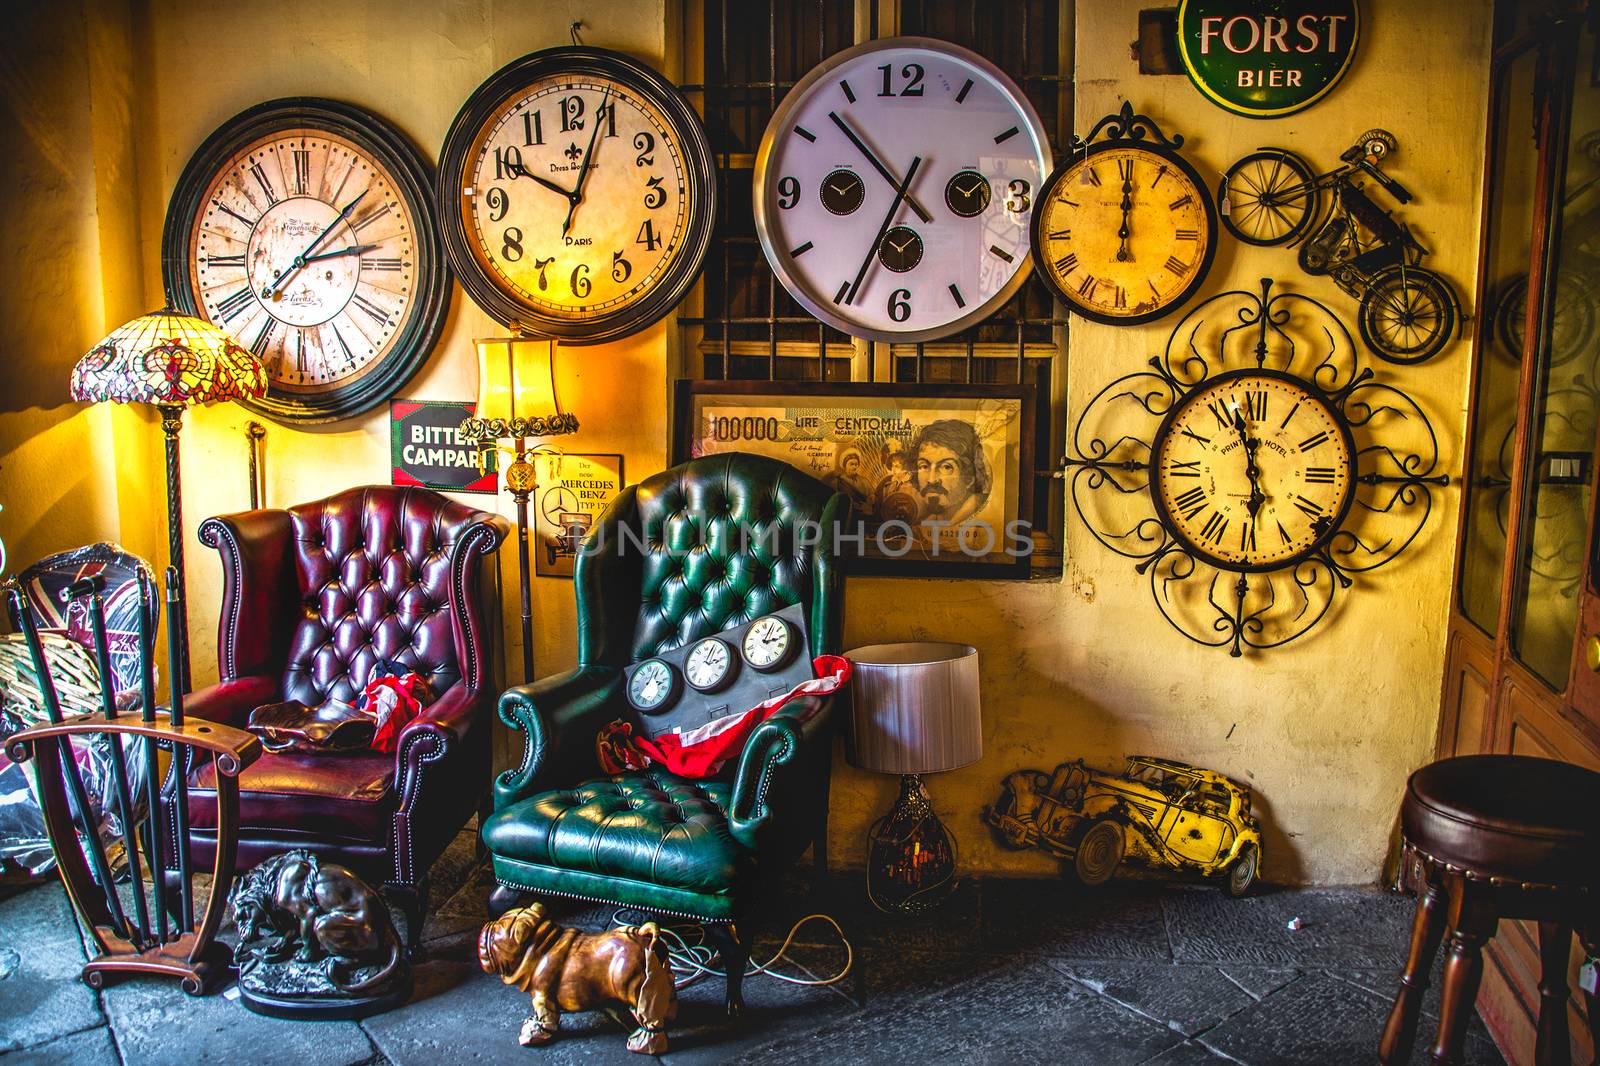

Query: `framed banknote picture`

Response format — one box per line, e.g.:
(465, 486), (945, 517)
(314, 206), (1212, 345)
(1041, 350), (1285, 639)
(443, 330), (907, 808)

(673, 380), (1036, 578)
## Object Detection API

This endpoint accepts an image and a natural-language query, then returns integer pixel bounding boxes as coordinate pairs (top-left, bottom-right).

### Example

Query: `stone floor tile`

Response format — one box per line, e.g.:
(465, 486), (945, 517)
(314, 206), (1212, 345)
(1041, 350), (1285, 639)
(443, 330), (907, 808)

(101, 974), (374, 1066)
(748, 957), (1185, 1066)
(1335, 963), (1495, 1045)
(984, 878), (1174, 960)
(1215, 966), (1302, 1001)
(1138, 1039), (1237, 1064)
(0, 885), (104, 1053)
(364, 954), (648, 1065)
(658, 955), (860, 1064)
(0, 1025), (119, 1065)
(1048, 961), (1259, 1037)
(1196, 970), (1505, 1066)
(1164, 885), (1413, 969)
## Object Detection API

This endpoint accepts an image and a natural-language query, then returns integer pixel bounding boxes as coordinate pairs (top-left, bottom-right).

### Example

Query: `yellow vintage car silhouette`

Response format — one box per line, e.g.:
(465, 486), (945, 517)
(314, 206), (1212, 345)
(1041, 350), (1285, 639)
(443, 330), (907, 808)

(984, 755), (1262, 896)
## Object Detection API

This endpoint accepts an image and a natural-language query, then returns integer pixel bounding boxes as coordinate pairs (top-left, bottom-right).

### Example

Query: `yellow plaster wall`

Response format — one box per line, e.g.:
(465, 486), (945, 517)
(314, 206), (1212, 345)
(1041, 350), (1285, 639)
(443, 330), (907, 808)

(0, 0), (1491, 886)
(829, 0), (1491, 885)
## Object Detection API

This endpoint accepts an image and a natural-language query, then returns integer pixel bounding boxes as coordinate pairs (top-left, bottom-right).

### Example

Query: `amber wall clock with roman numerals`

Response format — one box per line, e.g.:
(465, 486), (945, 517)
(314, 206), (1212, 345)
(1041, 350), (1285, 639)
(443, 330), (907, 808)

(1059, 279), (1447, 656)
(1032, 102), (1217, 326)
(435, 47), (715, 343)
(162, 98), (449, 425)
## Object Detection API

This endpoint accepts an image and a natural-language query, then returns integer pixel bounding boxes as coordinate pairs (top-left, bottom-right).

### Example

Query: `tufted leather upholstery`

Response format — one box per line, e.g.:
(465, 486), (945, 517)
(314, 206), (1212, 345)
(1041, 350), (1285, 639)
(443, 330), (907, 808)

(484, 453), (849, 924)
(175, 485), (507, 940)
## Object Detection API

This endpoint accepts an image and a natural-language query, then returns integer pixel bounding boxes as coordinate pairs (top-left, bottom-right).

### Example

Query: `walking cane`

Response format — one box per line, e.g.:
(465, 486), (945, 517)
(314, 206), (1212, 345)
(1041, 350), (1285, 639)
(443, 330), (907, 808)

(69, 576), (152, 947)
(165, 567), (195, 933)
(134, 569), (169, 942)
(3, 584), (131, 939)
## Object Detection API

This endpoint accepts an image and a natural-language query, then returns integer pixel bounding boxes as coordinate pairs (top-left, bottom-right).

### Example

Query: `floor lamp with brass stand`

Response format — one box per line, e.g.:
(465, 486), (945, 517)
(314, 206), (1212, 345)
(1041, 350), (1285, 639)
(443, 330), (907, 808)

(69, 309), (267, 689)
(460, 337), (578, 683)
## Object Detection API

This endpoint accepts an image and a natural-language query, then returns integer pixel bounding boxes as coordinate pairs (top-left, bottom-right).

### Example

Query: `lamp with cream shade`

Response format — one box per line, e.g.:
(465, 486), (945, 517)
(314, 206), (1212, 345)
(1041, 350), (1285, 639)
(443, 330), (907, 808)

(846, 641), (981, 913)
(460, 336), (579, 682)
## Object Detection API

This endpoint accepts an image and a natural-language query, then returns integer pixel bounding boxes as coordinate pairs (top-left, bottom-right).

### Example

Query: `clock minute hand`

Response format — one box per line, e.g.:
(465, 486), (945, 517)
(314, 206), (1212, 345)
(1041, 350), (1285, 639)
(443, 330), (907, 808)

(261, 188), (370, 298)
(562, 91), (610, 237)
(844, 155), (922, 307)
(827, 111), (933, 224)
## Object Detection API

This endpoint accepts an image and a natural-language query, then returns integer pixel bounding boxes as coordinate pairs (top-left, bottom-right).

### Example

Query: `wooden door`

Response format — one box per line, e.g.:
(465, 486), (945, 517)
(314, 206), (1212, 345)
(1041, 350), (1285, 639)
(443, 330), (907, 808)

(1437, 4), (1600, 1061)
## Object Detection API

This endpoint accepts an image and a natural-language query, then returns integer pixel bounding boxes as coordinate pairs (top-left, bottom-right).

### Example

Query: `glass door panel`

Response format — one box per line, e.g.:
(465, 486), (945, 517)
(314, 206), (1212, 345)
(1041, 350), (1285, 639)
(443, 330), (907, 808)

(1511, 23), (1600, 689)
(1461, 44), (1543, 634)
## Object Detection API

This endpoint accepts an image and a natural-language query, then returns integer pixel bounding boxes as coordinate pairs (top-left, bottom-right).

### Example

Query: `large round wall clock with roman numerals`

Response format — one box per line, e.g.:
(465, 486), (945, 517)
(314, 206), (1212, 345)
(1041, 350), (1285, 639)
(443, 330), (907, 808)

(435, 47), (715, 343)
(162, 98), (449, 425)
(753, 37), (1052, 342)
(1059, 279), (1447, 656)
(1032, 102), (1217, 326)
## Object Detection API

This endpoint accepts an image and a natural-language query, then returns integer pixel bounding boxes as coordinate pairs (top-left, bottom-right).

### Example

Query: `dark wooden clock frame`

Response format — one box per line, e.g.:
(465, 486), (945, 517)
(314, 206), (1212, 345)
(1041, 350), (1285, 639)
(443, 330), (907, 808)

(434, 46), (716, 344)
(1031, 101), (1219, 327)
(161, 98), (451, 426)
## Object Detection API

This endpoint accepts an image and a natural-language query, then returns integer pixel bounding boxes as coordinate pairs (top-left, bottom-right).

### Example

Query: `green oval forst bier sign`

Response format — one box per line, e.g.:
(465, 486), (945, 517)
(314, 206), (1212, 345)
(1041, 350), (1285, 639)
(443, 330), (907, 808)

(1176, 0), (1360, 119)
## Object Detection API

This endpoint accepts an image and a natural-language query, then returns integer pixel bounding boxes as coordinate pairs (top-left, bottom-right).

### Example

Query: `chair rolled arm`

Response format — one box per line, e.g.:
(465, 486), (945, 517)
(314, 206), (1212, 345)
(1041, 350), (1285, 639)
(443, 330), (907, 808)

(179, 675), (279, 730)
(727, 693), (833, 846)
(395, 681), (482, 752)
(493, 665), (625, 810)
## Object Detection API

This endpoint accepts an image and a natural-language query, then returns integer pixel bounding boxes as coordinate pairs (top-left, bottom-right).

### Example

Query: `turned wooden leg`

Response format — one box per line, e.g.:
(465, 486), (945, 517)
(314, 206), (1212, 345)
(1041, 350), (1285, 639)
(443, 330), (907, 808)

(1380, 874), (1449, 1064)
(1535, 921), (1573, 1066)
(705, 922), (747, 1019)
(1430, 884), (1499, 1065)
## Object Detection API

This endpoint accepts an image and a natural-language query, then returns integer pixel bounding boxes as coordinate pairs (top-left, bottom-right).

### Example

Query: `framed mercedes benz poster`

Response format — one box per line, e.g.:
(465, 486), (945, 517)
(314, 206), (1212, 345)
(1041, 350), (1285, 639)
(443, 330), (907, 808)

(673, 380), (1035, 578)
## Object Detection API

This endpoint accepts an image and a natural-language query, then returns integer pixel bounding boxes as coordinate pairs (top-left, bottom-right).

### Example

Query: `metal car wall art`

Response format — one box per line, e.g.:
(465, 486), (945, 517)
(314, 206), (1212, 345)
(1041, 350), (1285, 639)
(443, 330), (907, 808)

(985, 755), (1262, 895)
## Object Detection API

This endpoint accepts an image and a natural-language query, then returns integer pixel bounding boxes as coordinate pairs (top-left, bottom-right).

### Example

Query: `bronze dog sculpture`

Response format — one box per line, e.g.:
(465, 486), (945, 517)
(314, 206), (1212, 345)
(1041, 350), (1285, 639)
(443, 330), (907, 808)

(231, 849), (406, 998)
(478, 903), (677, 1054)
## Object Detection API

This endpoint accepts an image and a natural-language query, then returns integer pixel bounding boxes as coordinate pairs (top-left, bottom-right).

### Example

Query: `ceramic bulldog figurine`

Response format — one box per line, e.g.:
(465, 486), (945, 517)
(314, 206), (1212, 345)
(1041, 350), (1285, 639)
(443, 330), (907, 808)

(478, 903), (677, 1054)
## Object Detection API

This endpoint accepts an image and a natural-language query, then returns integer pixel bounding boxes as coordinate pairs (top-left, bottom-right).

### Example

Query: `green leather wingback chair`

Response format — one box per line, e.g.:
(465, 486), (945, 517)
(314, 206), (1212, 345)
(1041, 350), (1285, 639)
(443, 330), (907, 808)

(482, 452), (850, 1014)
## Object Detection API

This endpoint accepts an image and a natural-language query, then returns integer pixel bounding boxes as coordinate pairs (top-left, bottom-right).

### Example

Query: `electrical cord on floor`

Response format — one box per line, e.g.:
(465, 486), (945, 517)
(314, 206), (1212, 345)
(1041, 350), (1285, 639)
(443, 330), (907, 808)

(610, 908), (853, 991)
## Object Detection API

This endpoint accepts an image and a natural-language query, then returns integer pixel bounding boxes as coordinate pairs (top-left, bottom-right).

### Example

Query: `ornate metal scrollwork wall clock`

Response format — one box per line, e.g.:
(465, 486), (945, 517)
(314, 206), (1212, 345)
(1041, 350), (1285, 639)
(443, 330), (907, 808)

(1060, 278), (1448, 655)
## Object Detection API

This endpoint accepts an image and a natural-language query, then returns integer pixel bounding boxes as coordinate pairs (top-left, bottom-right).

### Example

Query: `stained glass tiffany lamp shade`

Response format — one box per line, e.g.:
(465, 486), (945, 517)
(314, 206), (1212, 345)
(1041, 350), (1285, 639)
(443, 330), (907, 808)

(70, 309), (267, 686)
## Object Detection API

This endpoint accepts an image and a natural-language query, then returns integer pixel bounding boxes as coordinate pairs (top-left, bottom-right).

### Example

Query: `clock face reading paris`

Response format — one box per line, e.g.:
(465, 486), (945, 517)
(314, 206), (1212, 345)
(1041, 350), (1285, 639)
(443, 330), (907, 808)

(437, 47), (715, 343)
(753, 37), (1053, 342)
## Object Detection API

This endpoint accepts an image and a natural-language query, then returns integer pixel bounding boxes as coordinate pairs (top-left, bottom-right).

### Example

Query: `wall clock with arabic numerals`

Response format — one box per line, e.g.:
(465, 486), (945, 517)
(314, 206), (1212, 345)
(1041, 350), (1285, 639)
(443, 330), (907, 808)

(1032, 102), (1217, 326)
(162, 98), (449, 425)
(753, 36), (1053, 342)
(436, 47), (716, 343)
(1059, 278), (1448, 656)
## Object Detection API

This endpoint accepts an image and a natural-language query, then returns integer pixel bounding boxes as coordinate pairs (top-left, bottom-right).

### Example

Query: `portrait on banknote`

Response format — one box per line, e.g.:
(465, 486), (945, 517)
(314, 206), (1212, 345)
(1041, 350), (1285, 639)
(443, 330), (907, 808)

(674, 381), (1035, 577)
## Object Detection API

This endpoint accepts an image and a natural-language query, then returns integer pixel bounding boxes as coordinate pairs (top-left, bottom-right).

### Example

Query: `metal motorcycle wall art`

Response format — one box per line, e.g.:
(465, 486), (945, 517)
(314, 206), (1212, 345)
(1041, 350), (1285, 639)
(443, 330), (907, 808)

(1218, 129), (1461, 365)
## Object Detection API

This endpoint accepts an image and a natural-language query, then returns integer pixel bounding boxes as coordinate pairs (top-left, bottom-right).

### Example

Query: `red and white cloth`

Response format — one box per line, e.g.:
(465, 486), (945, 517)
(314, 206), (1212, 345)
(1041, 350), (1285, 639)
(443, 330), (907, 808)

(597, 654), (853, 779)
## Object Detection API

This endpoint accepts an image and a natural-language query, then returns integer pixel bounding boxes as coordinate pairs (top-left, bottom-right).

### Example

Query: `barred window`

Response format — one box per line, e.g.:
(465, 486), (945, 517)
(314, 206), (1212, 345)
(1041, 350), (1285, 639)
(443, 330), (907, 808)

(676, 0), (1071, 572)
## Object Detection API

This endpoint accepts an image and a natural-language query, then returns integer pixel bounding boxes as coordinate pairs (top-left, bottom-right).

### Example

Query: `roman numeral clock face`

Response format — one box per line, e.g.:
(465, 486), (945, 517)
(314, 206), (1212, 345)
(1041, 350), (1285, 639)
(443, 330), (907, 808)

(753, 37), (1053, 342)
(1152, 371), (1354, 571)
(1034, 142), (1217, 325)
(164, 101), (448, 423)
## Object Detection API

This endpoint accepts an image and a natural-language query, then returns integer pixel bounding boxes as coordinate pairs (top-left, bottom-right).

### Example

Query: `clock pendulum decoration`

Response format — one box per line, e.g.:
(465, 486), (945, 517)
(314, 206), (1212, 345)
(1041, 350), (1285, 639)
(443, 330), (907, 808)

(752, 37), (1053, 342)
(162, 98), (449, 424)
(1032, 101), (1218, 326)
(1058, 278), (1448, 655)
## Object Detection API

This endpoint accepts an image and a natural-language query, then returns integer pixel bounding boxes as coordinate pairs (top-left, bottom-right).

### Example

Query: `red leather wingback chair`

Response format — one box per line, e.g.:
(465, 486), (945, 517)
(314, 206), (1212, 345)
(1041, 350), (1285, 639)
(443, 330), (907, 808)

(177, 486), (508, 944)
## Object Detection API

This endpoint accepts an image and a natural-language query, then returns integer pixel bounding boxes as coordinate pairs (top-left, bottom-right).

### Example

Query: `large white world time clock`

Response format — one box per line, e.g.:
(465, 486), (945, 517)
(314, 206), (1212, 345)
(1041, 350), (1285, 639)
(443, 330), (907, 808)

(752, 37), (1053, 342)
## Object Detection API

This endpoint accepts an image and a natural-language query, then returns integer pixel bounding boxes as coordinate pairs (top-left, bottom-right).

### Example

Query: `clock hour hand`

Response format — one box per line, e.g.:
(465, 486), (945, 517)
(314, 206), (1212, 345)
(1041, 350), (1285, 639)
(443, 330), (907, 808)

(1116, 167), (1134, 261)
(510, 162), (578, 202)
(302, 242), (381, 263)
(827, 111), (933, 224)
(1232, 410), (1266, 519)
(844, 155), (922, 307)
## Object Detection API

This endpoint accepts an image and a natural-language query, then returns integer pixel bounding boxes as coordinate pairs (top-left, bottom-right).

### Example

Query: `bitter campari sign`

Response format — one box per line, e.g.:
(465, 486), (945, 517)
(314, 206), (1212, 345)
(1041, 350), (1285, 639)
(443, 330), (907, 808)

(1177, 0), (1360, 118)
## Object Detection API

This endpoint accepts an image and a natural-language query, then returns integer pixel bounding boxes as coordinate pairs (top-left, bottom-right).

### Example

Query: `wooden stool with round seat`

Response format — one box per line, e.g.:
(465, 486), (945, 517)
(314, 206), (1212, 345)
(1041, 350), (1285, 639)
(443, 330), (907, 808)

(1380, 755), (1600, 1066)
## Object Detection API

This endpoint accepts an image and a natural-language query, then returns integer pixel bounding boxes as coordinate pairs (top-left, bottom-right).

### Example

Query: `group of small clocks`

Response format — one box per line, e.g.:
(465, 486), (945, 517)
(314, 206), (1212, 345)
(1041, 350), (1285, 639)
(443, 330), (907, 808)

(626, 613), (799, 713)
(160, 36), (1229, 424)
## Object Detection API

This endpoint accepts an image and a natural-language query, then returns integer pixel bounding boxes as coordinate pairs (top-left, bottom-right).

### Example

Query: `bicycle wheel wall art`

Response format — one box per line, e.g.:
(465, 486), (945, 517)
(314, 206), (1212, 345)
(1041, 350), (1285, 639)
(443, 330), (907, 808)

(1216, 129), (1462, 365)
